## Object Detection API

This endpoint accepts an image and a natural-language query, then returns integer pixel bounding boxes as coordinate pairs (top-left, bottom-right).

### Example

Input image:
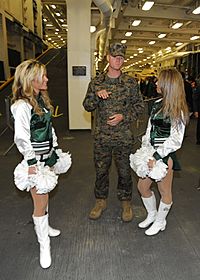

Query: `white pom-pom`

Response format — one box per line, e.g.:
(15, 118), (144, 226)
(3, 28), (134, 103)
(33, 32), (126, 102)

(130, 145), (168, 181)
(53, 149), (72, 174)
(149, 160), (168, 182)
(34, 164), (58, 194)
(14, 160), (58, 194)
(130, 145), (156, 178)
(14, 160), (35, 191)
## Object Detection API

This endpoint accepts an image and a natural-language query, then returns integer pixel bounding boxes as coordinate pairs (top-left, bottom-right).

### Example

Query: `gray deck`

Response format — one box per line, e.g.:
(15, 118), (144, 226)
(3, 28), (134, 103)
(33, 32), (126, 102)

(0, 119), (200, 280)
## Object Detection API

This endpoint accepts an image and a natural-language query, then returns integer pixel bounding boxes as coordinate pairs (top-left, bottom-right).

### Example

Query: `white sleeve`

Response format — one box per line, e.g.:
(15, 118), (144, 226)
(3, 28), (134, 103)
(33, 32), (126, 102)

(52, 127), (58, 147)
(141, 118), (152, 147)
(11, 101), (36, 161)
(155, 118), (186, 159)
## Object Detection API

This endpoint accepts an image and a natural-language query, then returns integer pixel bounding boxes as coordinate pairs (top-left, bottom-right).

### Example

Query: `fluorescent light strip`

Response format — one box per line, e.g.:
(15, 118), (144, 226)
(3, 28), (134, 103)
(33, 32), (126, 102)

(171, 22), (183, 29)
(142, 1), (155, 11)
(132, 20), (141, 26)
(192, 6), (200, 14)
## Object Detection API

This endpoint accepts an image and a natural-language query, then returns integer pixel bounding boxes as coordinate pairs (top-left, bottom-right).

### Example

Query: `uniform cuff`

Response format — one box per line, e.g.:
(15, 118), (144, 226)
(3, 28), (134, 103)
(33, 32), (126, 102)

(27, 158), (37, 166)
(153, 151), (162, 160)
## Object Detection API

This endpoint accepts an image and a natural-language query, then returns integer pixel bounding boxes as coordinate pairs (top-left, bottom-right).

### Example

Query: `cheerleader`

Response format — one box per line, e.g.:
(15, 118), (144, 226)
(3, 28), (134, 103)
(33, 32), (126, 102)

(11, 60), (71, 268)
(130, 69), (189, 236)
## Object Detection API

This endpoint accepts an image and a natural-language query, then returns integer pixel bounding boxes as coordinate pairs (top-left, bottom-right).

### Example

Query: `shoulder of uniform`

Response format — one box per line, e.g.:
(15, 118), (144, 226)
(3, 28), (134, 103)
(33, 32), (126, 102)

(90, 73), (105, 84)
(120, 73), (137, 85)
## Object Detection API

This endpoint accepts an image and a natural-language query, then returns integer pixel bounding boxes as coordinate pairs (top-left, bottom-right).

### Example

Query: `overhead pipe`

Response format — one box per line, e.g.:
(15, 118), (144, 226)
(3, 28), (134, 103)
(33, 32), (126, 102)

(92, 0), (113, 60)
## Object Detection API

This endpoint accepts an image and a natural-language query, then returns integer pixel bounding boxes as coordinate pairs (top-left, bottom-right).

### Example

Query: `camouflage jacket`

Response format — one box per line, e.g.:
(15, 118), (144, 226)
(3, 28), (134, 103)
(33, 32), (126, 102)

(83, 72), (144, 142)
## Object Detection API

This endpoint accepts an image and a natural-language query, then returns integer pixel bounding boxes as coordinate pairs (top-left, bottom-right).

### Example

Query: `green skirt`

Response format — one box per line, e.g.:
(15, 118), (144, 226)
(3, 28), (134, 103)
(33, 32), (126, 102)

(162, 152), (181, 170)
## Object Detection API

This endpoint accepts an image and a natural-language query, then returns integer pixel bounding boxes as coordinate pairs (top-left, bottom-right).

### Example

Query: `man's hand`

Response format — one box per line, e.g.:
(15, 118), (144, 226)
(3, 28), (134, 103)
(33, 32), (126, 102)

(194, 112), (198, 118)
(107, 114), (123, 126)
(96, 89), (111, 99)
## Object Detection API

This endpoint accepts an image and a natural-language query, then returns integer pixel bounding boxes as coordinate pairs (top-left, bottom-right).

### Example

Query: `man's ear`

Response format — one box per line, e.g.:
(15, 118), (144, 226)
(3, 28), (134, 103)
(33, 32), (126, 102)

(106, 54), (109, 62)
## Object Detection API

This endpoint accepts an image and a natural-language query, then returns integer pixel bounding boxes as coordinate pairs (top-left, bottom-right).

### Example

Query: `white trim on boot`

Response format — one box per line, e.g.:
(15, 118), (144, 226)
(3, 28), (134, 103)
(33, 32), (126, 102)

(138, 191), (157, 228)
(145, 200), (172, 236)
(33, 214), (51, 269)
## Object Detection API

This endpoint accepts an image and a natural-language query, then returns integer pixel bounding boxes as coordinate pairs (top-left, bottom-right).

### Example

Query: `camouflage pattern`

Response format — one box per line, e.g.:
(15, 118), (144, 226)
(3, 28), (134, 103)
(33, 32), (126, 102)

(109, 43), (127, 57)
(83, 72), (144, 200)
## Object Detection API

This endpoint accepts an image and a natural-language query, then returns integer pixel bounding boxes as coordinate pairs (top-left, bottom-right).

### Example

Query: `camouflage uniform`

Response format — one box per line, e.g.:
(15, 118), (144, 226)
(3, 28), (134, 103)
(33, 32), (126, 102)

(83, 44), (144, 201)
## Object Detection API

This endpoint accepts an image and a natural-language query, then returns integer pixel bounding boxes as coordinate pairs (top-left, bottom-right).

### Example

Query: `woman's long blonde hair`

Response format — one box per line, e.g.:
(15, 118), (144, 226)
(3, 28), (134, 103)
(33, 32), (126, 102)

(11, 59), (53, 115)
(157, 68), (189, 124)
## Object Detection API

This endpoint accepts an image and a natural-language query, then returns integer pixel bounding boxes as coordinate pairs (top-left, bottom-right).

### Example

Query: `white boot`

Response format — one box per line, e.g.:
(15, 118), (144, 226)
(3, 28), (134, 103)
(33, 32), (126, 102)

(48, 225), (60, 237)
(138, 192), (157, 228)
(33, 214), (51, 269)
(145, 200), (172, 236)
(46, 205), (61, 237)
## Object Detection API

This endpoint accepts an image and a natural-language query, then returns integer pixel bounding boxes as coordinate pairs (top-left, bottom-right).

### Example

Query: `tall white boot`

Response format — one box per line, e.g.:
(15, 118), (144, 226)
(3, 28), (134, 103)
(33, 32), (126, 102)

(138, 192), (157, 228)
(46, 205), (61, 237)
(33, 214), (51, 269)
(145, 200), (172, 236)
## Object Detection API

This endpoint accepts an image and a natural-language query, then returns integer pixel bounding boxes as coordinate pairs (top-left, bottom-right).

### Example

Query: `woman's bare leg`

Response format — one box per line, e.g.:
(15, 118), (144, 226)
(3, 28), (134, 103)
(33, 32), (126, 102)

(157, 158), (173, 204)
(137, 177), (153, 198)
(30, 188), (48, 217)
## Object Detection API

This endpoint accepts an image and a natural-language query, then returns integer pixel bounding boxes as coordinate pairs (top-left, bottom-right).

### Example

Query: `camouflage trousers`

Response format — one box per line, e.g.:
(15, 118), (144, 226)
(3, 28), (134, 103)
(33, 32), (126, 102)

(93, 140), (133, 201)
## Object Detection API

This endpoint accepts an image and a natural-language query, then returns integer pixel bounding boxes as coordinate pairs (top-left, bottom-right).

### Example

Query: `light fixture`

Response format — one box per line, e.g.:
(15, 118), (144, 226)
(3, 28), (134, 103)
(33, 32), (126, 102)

(132, 20), (141, 26)
(43, 18), (47, 22)
(90, 26), (96, 33)
(121, 39), (127, 44)
(175, 42), (183, 46)
(158, 33), (166, 38)
(46, 24), (53, 27)
(149, 41), (155, 45)
(55, 12), (61, 17)
(171, 22), (183, 29)
(125, 31), (132, 37)
(142, 1), (155, 11)
(190, 35), (200, 40)
(192, 6), (200, 14)
(51, 5), (56, 9)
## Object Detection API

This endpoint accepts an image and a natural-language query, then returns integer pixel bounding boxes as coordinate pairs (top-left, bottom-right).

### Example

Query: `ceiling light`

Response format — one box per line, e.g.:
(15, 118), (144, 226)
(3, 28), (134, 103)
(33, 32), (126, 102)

(165, 47), (171, 51)
(139, 50), (144, 53)
(190, 35), (200, 40)
(138, 48), (143, 50)
(90, 26), (96, 33)
(55, 12), (61, 17)
(132, 20), (141, 26)
(192, 6), (200, 14)
(149, 41), (155, 45)
(62, 24), (68, 28)
(121, 39), (127, 44)
(142, 1), (155, 11)
(134, 54), (138, 56)
(55, 32), (58, 35)
(59, 19), (64, 22)
(175, 42), (183, 46)
(43, 18), (47, 22)
(125, 31), (132, 37)
(51, 5), (56, 9)
(171, 22), (183, 29)
(158, 33), (166, 38)
(46, 24), (53, 27)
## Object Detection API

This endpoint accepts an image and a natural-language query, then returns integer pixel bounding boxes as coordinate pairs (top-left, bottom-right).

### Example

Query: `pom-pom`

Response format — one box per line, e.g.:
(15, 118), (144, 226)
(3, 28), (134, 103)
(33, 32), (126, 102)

(53, 149), (72, 174)
(130, 145), (168, 181)
(14, 160), (58, 194)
